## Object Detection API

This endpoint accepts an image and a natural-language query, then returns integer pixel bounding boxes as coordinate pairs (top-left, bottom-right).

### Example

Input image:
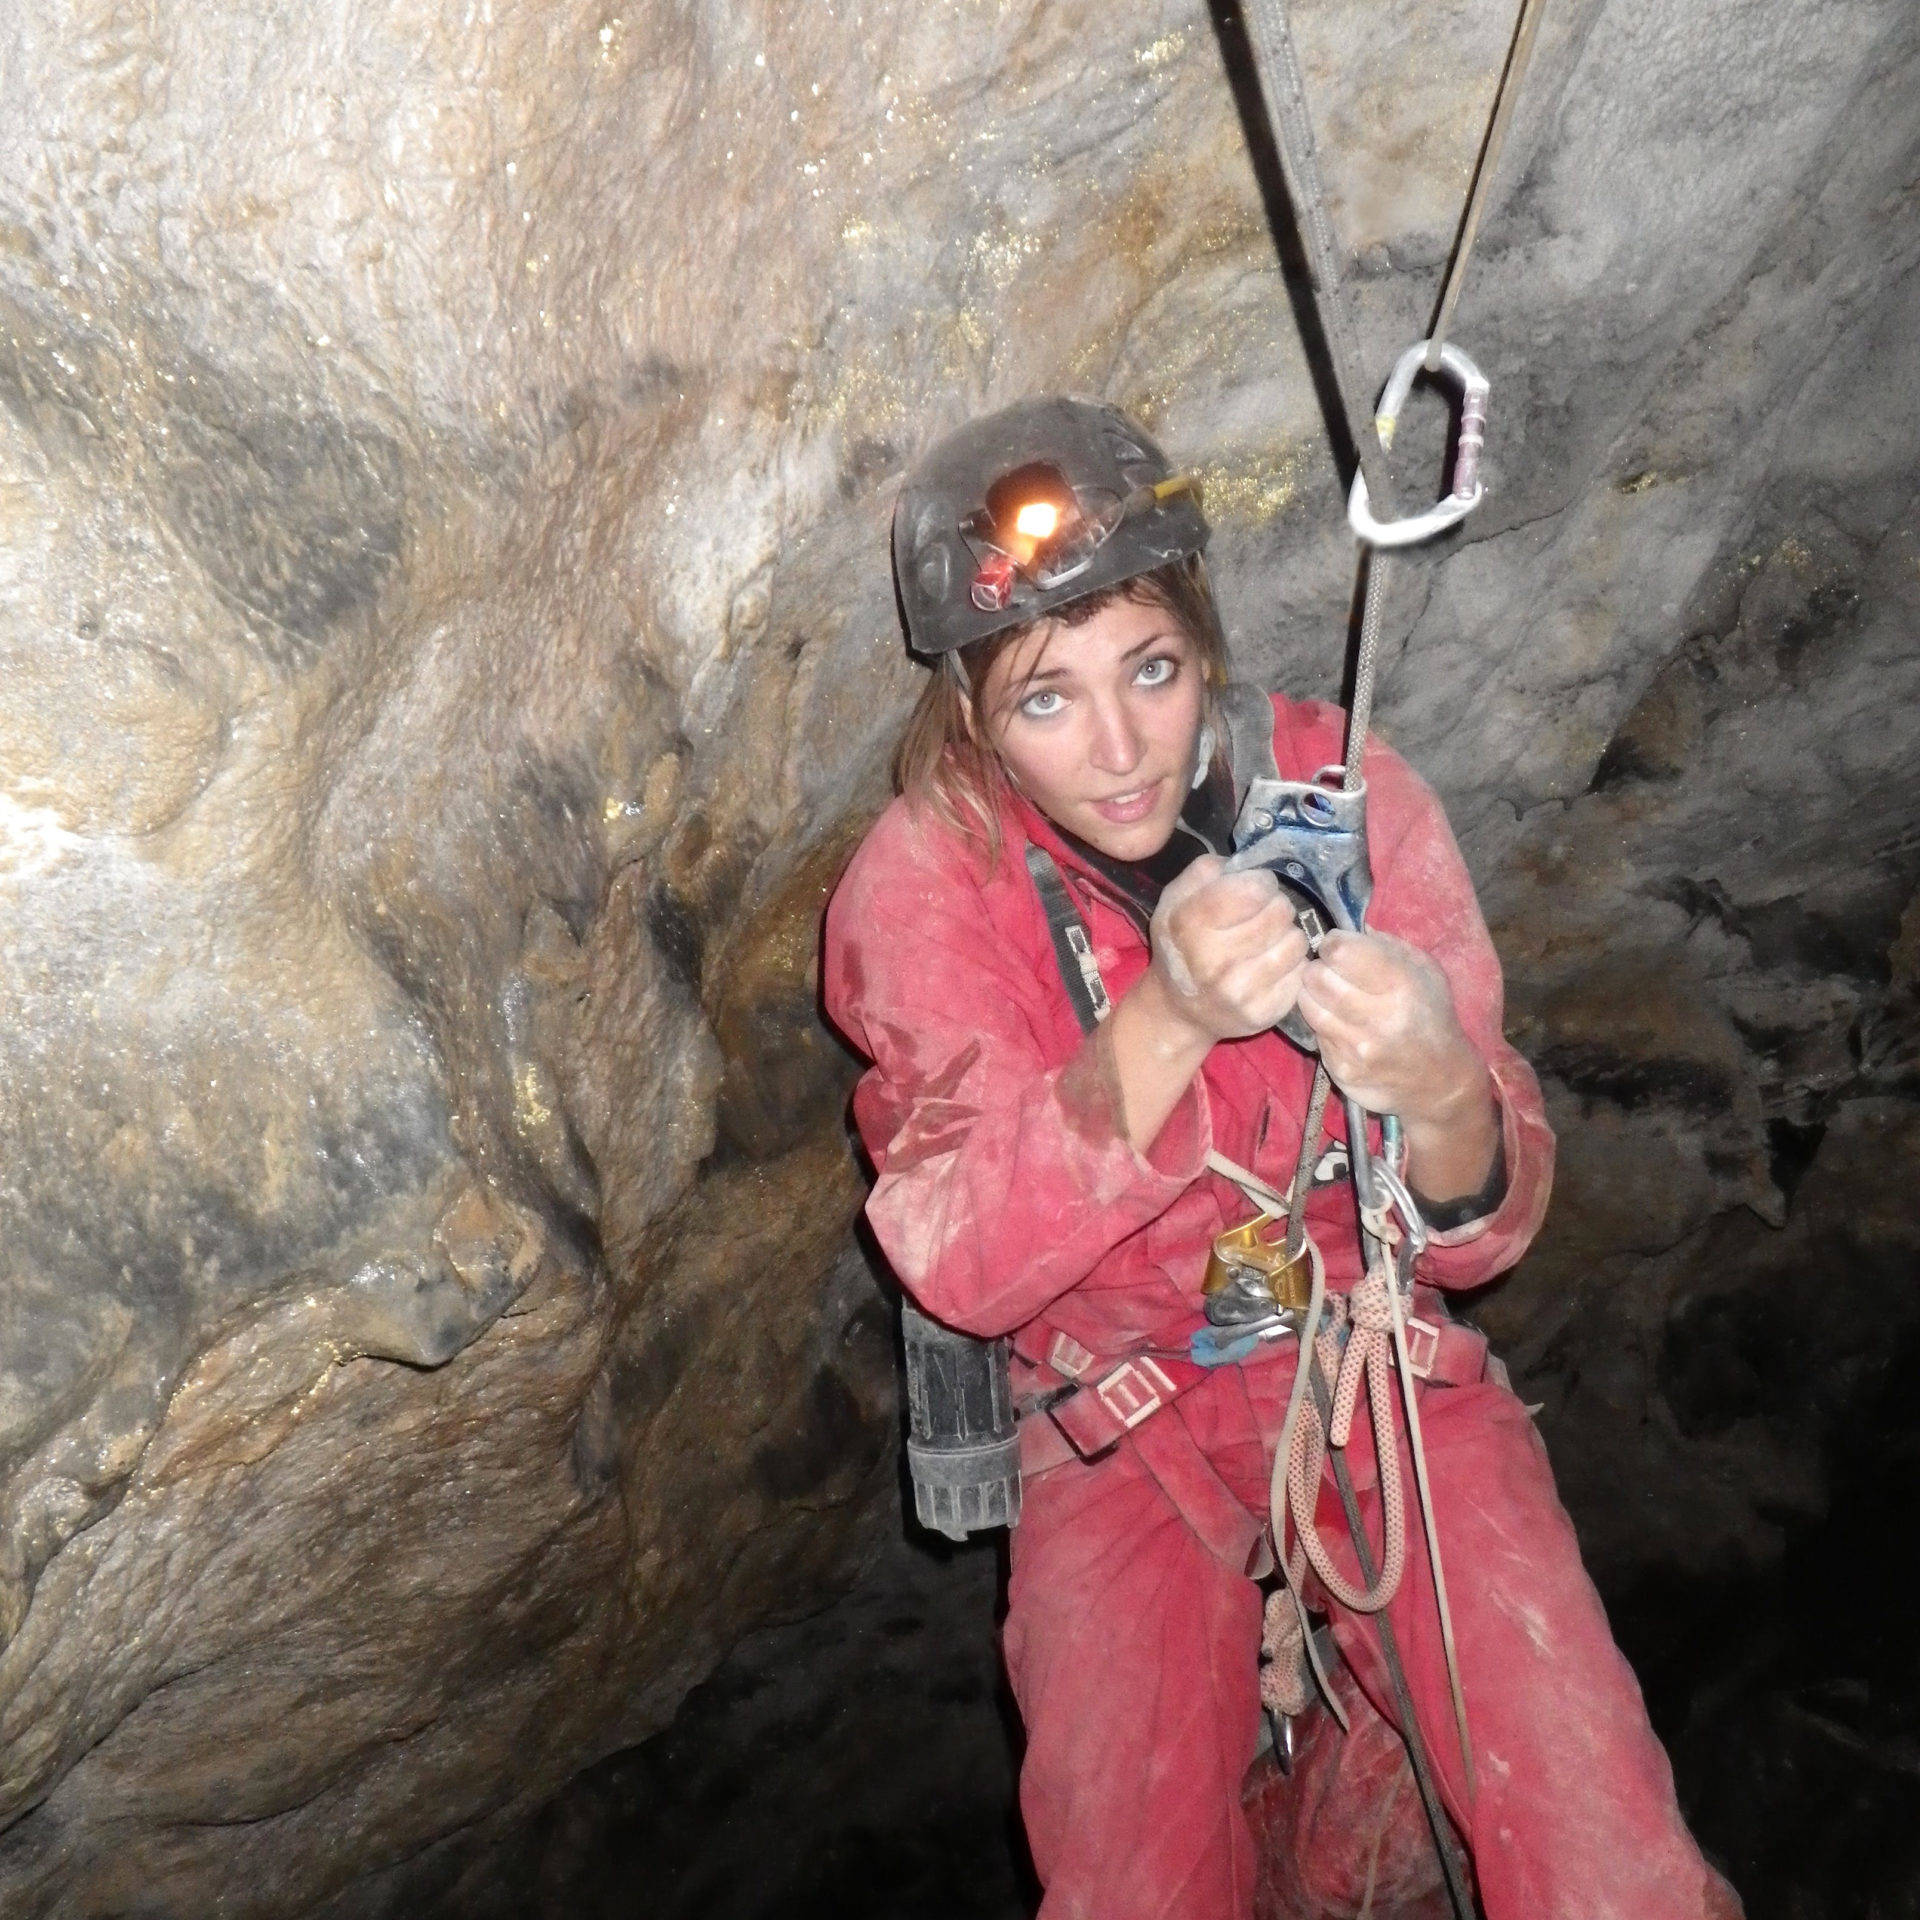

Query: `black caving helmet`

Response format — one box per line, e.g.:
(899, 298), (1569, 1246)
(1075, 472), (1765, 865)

(893, 397), (1210, 658)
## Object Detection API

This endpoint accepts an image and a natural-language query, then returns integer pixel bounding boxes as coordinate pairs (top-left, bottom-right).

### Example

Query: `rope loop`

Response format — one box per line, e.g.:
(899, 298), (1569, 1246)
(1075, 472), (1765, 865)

(1359, 1201), (1402, 1248)
(1259, 1589), (1314, 1717)
(1282, 1278), (1407, 1614)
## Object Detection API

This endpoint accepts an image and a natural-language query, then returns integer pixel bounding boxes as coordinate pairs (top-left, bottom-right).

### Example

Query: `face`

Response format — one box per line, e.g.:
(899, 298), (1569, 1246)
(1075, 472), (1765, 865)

(976, 591), (1207, 861)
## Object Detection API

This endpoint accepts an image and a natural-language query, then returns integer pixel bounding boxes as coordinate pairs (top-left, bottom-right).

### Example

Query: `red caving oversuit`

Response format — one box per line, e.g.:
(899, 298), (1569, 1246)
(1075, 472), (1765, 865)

(824, 692), (1740, 1920)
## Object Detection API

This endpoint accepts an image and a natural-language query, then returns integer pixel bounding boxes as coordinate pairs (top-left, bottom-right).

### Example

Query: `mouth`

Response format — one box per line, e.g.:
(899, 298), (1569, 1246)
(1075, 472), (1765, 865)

(1089, 780), (1165, 826)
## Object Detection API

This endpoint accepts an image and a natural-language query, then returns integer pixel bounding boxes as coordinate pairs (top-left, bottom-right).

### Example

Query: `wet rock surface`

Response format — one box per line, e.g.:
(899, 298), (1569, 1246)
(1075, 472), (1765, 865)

(0, 0), (1914, 1911)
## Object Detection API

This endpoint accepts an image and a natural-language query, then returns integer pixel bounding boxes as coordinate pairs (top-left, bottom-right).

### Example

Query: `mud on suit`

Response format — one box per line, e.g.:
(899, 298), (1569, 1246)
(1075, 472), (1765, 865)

(823, 692), (1739, 1920)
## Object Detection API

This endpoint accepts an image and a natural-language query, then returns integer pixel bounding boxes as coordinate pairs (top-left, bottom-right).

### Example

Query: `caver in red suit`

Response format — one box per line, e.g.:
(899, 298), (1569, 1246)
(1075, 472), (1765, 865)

(824, 690), (1741, 1920)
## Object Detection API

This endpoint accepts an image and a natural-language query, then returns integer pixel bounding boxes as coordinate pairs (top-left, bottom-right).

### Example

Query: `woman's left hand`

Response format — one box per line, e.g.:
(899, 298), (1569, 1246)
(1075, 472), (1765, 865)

(1295, 930), (1490, 1131)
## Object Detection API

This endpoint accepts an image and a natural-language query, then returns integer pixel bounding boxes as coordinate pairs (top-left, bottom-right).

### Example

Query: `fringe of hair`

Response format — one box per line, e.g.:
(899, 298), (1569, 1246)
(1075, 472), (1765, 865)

(892, 555), (1232, 866)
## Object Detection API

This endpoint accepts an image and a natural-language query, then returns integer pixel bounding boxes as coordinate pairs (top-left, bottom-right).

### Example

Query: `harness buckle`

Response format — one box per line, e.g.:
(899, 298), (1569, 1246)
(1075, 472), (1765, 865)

(1095, 1356), (1177, 1429)
(1048, 1330), (1096, 1381)
(1347, 340), (1490, 549)
(1403, 1315), (1443, 1380)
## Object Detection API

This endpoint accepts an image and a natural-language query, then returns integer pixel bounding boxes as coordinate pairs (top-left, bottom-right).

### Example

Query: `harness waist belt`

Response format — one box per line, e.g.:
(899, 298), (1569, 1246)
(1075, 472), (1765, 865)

(1048, 1346), (1207, 1460)
(1023, 1292), (1491, 1468)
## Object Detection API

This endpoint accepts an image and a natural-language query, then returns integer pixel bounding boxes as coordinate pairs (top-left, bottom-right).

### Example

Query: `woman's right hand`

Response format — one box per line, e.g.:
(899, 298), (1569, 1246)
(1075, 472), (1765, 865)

(1148, 856), (1310, 1043)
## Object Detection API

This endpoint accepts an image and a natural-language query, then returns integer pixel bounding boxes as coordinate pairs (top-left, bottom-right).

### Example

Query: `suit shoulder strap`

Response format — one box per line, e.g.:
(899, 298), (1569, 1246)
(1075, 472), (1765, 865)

(1023, 844), (1111, 1038)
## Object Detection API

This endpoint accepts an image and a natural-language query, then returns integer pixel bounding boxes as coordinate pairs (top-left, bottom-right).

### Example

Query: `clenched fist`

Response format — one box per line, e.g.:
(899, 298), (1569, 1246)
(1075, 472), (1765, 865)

(1296, 929), (1501, 1201)
(1149, 855), (1311, 1044)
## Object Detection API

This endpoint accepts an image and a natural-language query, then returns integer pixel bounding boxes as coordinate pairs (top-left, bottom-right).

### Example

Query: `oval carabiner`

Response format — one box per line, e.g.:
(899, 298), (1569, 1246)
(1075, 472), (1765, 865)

(1347, 340), (1491, 549)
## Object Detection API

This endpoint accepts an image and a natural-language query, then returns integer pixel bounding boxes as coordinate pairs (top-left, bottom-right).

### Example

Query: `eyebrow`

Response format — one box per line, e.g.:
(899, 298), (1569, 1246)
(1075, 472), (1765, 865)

(1020, 629), (1183, 686)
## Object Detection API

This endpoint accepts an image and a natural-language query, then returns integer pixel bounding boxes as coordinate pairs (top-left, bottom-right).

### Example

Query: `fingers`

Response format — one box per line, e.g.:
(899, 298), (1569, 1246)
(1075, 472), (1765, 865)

(1155, 862), (1282, 953)
(1239, 891), (1304, 952)
(1219, 930), (1310, 1000)
(1315, 928), (1419, 989)
(1299, 1006), (1386, 1096)
(1295, 954), (1378, 1027)
(1150, 859), (1314, 1041)
(1157, 854), (1222, 915)
(1190, 865), (1283, 931)
(1216, 942), (1310, 1034)
(1205, 906), (1307, 989)
(1297, 936), (1412, 1088)
(1295, 931), (1481, 1118)
(1299, 930), (1446, 1031)
(1163, 872), (1294, 965)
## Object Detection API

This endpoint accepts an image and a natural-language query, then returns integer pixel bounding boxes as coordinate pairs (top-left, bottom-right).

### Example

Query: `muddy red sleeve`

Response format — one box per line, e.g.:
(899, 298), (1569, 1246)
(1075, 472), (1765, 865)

(824, 804), (1210, 1336)
(1359, 736), (1556, 1288)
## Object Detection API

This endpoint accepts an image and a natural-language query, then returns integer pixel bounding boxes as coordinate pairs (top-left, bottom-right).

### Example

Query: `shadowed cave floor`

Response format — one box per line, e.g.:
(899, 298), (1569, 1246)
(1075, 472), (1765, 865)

(439, 1522), (1032, 1920)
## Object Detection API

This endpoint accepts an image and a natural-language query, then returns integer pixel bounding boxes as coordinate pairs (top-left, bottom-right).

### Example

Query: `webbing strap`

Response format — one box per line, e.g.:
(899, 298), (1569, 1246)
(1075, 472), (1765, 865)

(1024, 845), (1109, 1038)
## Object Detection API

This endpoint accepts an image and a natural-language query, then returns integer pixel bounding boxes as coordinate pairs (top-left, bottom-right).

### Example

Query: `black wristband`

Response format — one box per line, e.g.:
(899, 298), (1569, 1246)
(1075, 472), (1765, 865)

(1408, 1114), (1508, 1232)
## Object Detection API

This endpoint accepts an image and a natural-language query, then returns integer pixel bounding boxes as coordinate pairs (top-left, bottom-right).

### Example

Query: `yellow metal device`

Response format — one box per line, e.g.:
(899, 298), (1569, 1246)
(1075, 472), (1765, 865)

(1201, 1214), (1314, 1313)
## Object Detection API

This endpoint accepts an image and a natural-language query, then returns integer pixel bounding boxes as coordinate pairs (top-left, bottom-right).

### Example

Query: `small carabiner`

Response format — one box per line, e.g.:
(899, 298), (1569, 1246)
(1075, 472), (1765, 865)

(1367, 1157), (1431, 1261)
(1347, 339), (1490, 549)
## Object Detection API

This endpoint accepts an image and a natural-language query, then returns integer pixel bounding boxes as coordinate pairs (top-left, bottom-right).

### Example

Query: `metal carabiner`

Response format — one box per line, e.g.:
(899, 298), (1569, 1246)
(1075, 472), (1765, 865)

(1367, 1156), (1431, 1262)
(1347, 340), (1490, 549)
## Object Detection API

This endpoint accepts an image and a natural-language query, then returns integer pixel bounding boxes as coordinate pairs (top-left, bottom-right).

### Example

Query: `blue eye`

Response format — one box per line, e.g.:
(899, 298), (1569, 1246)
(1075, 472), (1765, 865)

(1136, 656), (1178, 687)
(1019, 688), (1065, 719)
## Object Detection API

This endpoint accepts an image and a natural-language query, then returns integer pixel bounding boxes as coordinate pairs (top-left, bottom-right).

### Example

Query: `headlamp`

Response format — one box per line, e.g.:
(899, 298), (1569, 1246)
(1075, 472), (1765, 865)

(962, 460), (1204, 614)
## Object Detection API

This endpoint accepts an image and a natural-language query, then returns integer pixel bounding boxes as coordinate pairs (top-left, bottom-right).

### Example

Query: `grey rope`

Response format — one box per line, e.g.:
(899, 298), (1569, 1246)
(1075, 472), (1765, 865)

(1280, 549), (1389, 1262)
(1283, 1067), (1335, 1259)
(1228, 0), (1556, 1900)
(1344, 551), (1391, 783)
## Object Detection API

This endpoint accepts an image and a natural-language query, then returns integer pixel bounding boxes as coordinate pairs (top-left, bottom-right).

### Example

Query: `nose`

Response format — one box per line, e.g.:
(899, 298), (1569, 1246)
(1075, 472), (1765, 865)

(1086, 692), (1144, 778)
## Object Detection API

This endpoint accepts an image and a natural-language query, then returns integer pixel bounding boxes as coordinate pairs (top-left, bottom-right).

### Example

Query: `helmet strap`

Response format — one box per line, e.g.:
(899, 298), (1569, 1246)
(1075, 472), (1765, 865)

(946, 649), (983, 749)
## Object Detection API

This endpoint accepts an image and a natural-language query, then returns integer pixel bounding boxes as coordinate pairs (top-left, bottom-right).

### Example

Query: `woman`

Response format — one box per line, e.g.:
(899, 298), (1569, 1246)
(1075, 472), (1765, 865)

(823, 398), (1737, 1920)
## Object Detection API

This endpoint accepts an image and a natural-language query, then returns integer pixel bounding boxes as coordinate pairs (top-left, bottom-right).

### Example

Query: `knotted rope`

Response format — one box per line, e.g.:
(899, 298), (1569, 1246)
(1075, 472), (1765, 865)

(1259, 1253), (1409, 1717)
(1286, 1270), (1406, 1612)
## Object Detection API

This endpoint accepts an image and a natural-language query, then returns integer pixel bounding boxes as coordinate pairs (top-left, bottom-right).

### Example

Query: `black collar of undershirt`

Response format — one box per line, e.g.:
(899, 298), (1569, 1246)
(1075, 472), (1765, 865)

(1049, 766), (1238, 934)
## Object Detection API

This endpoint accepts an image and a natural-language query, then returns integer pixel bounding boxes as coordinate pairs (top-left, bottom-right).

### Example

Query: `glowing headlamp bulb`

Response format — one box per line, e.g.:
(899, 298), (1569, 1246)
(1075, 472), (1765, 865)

(1013, 500), (1061, 541)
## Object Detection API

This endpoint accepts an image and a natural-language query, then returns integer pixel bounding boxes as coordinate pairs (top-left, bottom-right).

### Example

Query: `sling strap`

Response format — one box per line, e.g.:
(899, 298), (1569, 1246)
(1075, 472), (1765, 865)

(1024, 843), (1111, 1032)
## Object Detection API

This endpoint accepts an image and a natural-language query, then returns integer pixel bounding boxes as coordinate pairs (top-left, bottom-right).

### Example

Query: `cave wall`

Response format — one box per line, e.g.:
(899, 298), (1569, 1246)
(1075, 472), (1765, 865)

(0, 0), (1915, 1911)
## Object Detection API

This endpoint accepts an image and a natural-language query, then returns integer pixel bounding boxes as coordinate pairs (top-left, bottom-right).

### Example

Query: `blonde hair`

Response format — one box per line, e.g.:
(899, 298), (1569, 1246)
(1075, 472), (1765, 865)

(892, 555), (1231, 863)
